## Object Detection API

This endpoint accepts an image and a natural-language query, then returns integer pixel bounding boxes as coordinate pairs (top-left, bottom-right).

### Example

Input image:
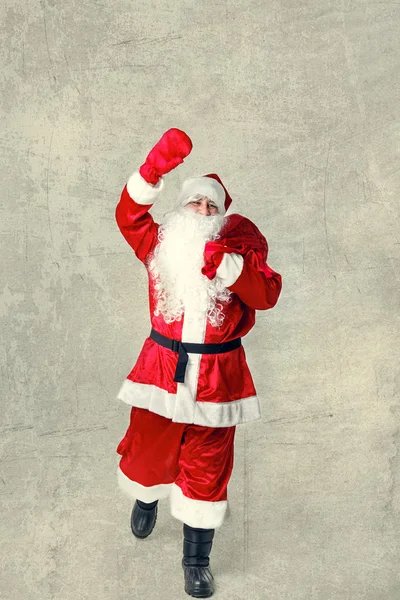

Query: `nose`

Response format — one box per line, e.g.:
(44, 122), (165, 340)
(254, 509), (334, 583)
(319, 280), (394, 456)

(198, 202), (210, 216)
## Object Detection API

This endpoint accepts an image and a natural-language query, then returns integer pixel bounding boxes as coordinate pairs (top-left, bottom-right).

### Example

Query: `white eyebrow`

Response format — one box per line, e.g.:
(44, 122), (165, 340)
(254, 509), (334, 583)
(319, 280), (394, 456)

(192, 198), (216, 206)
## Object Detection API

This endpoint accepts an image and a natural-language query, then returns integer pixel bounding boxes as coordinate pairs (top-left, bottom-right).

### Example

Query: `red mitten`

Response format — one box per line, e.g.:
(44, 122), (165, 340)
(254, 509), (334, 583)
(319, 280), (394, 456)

(139, 128), (193, 185)
(201, 241), (237, 280)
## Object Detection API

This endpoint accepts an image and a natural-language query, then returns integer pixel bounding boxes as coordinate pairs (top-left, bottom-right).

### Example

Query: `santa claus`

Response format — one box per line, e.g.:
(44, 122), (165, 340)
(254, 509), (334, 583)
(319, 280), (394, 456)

(115, 129), (282, 598)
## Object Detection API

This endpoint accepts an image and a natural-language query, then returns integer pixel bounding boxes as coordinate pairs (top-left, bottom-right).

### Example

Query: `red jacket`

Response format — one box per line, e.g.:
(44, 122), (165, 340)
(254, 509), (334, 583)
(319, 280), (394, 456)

(115, 171), (282, 427)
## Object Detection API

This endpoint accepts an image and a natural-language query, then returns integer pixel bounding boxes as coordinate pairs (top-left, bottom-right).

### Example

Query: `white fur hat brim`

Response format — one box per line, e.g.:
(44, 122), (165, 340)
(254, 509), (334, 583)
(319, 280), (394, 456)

(176, 176), (226, 214)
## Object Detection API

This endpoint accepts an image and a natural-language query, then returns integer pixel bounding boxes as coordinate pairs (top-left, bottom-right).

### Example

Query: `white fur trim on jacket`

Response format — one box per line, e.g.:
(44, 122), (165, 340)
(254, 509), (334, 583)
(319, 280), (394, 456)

(117, 465), (173, 502)
(170, 483), (228, 529)
(171, 302), (209, 423)
(116, 379), (261, 427)
(215, 252), (244, 287)
(126, 170), (165, 204)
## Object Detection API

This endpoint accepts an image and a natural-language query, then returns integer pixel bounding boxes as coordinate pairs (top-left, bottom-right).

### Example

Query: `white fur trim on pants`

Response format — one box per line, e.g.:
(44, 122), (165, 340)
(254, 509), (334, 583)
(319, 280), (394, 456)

(117, 465), (173, 502)
(118, 468), (228, 528)
(170, 483), (228, 529)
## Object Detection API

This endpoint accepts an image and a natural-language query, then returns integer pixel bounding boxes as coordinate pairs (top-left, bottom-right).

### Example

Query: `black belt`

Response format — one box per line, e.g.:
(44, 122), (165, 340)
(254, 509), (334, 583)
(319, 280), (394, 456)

(150, 328), (242, 383)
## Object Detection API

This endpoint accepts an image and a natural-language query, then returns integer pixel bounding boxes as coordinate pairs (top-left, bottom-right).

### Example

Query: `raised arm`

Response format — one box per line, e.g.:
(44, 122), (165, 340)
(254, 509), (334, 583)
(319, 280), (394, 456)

(115, 173), (164, 263)
(115, 128), (193, 264)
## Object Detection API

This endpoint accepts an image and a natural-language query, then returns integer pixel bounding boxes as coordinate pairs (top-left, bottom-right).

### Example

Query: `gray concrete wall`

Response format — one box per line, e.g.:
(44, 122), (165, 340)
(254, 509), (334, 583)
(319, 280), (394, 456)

(1, 1), (399, 598)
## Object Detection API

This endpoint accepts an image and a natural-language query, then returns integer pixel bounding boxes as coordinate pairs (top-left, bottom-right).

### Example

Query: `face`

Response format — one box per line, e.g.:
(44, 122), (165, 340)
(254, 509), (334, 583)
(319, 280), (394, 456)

(185, 196), (219, 216)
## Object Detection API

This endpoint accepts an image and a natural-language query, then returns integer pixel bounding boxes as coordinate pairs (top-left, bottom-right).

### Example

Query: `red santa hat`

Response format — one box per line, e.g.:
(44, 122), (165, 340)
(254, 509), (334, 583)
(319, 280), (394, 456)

(176, 173), (233, 215)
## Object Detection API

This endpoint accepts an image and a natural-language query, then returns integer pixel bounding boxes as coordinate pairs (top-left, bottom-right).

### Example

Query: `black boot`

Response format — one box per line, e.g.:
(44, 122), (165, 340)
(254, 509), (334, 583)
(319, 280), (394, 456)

(182, 524), (215, 598)
(130, 499), (158, 539)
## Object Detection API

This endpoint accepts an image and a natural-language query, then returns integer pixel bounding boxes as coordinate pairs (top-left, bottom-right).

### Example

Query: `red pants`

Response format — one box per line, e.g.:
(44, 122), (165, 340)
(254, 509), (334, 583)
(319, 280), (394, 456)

(117, 407), (236, 529)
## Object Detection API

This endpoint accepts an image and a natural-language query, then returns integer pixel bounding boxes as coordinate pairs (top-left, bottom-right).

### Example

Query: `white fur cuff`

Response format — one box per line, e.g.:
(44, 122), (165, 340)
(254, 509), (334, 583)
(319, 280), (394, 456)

(126, 170), (165, 204)
(215, 252), (244, 287)
(170, 483), (228, 529)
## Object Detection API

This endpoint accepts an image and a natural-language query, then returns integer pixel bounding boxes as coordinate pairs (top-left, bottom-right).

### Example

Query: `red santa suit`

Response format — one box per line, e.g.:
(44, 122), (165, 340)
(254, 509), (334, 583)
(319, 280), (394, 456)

(115, 170), (282, 529)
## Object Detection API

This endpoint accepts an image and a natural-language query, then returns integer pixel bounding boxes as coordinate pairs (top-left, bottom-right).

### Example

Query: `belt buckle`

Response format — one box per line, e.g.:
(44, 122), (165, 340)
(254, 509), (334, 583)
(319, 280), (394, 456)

(171, 339), (180, 353)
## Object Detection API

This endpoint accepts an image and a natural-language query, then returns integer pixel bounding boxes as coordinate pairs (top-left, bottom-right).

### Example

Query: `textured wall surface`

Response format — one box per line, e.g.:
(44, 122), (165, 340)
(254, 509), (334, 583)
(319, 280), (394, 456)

(1, 1), (399, 598)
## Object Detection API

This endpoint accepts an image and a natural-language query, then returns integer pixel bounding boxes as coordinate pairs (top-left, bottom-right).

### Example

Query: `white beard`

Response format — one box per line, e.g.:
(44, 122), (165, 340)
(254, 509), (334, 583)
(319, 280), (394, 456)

(147, 206), (233, 328)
